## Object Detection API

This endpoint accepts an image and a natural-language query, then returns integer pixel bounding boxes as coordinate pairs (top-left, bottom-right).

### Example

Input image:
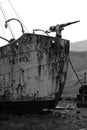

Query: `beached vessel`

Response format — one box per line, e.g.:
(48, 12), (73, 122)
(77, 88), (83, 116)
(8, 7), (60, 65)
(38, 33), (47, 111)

(0, 30), (69, 114)
(0, 2), (80, 114)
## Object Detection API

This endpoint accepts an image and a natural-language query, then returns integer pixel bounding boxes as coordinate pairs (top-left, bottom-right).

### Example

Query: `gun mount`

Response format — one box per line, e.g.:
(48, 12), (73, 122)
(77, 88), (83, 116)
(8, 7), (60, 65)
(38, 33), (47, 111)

(33, 20), (80, 38)
(49, 20), (80, 38)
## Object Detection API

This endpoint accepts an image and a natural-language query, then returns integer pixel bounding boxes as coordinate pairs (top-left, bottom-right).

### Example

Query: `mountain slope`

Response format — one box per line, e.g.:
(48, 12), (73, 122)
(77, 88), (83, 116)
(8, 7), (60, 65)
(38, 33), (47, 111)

(70, 40), (87, 51)
(64, 51), (87, 97)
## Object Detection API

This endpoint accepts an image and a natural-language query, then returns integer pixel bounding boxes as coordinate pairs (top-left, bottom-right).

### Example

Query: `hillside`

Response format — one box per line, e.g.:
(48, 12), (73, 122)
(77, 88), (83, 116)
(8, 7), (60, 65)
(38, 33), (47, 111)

(70, 40), (87, 51)
(63, 51), (87, 97)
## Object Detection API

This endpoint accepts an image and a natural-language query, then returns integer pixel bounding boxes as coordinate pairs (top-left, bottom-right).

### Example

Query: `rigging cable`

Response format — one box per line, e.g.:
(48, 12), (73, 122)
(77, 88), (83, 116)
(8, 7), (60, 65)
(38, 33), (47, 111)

(0, 36), (9, 42)
(0, 21), (9, 42)
(8, 0), (29, 33)
(0, 1), (15, 39)
(69, 57), (83, 86)
(0, 20), (7, 39)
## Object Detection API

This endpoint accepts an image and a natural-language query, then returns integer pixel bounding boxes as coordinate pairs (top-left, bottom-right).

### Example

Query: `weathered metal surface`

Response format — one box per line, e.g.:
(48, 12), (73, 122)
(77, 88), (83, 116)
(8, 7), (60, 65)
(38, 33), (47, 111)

(0, 33), (69, 104)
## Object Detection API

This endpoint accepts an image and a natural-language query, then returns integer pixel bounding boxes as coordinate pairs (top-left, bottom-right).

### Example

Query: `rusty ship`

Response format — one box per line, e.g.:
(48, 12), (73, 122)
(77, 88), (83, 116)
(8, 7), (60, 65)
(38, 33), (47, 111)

(0, 2), (80, 114)
(0, 33), (69, 114)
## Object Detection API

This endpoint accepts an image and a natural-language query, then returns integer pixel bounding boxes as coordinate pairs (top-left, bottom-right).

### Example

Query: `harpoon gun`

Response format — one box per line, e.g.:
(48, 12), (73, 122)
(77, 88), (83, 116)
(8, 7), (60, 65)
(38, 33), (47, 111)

(49, 20), (80, 32)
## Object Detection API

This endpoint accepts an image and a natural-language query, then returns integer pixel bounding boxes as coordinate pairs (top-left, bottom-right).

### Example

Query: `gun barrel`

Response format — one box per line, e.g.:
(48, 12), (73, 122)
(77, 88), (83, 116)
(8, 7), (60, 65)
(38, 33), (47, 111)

(67, 20), (80, 25)
(59, 20), (80, 28)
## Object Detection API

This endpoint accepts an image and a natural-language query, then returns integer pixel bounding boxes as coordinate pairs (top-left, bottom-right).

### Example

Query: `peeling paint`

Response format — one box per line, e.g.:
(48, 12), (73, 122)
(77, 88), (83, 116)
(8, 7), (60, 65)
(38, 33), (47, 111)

(0, 33), (69, 103)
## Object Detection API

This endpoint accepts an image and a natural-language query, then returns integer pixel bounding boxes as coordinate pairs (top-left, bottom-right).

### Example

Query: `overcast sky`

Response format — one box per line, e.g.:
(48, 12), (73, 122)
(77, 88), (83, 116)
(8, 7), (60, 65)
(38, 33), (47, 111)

(0, 0), (87, 46)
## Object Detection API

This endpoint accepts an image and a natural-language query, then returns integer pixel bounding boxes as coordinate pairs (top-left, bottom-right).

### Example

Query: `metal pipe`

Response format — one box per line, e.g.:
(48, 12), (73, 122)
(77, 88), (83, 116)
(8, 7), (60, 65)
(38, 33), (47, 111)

(5, 18), (25, 34)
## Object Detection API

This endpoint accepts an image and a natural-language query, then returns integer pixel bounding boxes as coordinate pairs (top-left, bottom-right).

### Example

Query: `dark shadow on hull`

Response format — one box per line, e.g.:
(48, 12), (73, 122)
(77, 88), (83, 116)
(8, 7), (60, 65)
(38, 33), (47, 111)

(0, 100), (55, 115)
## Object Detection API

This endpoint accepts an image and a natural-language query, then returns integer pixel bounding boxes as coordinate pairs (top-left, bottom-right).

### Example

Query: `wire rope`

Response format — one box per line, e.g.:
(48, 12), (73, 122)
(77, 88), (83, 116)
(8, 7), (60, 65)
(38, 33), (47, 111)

(0, 1), (15, 38)
(0, 20), (7, 39)
(69, 57), (83, 86)
(8, 0), (29, 33)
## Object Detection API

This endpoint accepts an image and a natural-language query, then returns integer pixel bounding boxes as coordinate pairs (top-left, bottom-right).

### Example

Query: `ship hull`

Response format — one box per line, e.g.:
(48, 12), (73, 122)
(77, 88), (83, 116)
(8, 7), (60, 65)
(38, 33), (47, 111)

(0, 33), (69, 114)
(0, 100), (55, 114)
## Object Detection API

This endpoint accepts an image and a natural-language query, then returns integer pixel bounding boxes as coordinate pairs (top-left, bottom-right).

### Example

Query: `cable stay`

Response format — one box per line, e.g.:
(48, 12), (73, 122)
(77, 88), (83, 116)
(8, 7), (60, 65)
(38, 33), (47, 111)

(68, 57), (83, 86)
(0, 20), (9, 42)
(0, 20), (7, 39)
(0, 2), (7, 21)
(8, 0), (29, 33)
(0, 36), (9, 42)
(0, 1), (15, 39)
